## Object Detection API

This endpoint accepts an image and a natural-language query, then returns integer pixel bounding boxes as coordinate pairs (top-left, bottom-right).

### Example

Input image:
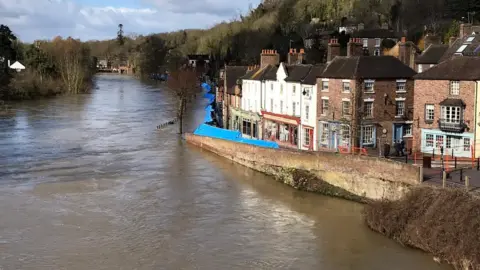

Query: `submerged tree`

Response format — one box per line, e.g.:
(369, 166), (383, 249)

(167, 68), (199, 134)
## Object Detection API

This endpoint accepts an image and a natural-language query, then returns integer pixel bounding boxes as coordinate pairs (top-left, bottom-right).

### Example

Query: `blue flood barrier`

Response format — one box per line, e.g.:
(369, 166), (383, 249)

(193, 124), (279, 149)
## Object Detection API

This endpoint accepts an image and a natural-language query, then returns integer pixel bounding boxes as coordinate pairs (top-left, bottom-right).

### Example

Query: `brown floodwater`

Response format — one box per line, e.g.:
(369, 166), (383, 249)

(0, 74), (450, 270)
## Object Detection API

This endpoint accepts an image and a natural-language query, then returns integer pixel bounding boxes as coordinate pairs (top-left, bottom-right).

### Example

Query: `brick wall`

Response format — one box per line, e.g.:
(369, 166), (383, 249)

(317, 78), (356, 121)
(186, 133), (422, 201)
(412, 80), (476, 150)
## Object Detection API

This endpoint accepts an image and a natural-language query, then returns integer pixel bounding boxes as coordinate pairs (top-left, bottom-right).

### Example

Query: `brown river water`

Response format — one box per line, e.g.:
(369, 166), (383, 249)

(0, 74), (449, 270)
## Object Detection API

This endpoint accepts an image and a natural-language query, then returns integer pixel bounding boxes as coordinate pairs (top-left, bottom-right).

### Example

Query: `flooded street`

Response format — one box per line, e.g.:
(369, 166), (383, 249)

(0, 74), (448, 270)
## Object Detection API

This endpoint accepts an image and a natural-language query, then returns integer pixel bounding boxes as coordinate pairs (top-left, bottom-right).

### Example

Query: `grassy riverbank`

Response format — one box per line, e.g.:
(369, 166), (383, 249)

(364, 187), (480, 270)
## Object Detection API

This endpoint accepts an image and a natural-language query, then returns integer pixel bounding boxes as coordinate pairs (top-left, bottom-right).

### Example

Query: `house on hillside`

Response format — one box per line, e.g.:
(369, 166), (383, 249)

(187, 54), (210, 68)
(383, 37), (421, 70)
(412, 57), (480, 158)
(414, 44), (449, 73)
(351, 23), (401, 56)
(318, 43), (416, 152)
(8, 60), (25, 72)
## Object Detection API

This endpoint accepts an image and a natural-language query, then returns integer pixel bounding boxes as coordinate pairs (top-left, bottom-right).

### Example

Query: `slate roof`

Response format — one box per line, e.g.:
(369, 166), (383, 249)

(351, 29), (401, 39)
(284, 65), (313, 82)
(263, 65), (279, 81)
(439, 35), (480, 62)
(413, 56), (480, 81)
(321, 56), (417, 79)
(225, 66), (248, 94)
(302, 64), (326, 85)
(240, 65), (275, 81)
(415, 44), (449, 64)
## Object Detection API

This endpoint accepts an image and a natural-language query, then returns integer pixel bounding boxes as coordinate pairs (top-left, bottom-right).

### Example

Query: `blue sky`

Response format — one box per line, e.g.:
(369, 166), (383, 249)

(0, 0), (261, 42)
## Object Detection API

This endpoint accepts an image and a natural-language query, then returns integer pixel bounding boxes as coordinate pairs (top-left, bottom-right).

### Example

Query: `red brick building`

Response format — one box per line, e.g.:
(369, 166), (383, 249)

(412, 57), (480, 158)
(221, 66), (248, 129)
(318, 42), (416, 152)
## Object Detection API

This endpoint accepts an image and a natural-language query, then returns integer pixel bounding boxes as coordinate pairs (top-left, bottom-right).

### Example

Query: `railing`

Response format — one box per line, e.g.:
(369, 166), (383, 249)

(438, 119), (466, 133)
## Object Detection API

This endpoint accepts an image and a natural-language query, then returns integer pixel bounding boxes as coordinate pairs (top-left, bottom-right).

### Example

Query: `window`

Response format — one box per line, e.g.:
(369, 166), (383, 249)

(374, 49), (381, 56)
(242, 120), (251, 135)
(363, 38), (368, 47)
(252, 122), (258, 138)
(305, 105), (310, 120)
(361, 126), (374, 145)
(425, 104), (435, 122)
(303, 128), (311, 146)
(403, 124), (412, 136)
(292, 85), (296, 95)
(322, 81), (329, 91)
(375, 38), (381, 47)
(364, 101), (373, 117)
(441, 106), (461, 123)
(280, 84), (284, 95)
(396, 101), (405, 116)
(292, 102), (296, 115)
(270, 99), (273, 111)
(418, 65), (423, 73)
(321, 99), (329, 115)
(450, 81), (460, 95)
(436, 135), (444, 148)
(364, 80), (374, 92)
(270, 83), (273, 91)
(426, 134), (434, 147)
(456, 44), (467, 53)
(320, 123), (329, 145)
(342, 101), (351, 116)
(340, 125), (350, 147)
(280, 101), (284, 114)
(467, 36), (475, 42)
(247, 99), (250, 110)
(343, 82), (350, 92)
(396, 80), (406, 92)
(464, 138), (471, 151)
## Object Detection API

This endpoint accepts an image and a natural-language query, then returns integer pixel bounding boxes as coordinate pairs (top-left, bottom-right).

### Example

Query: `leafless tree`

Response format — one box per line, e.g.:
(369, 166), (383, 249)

(167, 68), (200, 134)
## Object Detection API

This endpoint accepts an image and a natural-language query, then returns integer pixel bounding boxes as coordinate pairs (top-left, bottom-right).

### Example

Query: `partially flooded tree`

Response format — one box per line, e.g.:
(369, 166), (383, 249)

(167, 68), (199, 134)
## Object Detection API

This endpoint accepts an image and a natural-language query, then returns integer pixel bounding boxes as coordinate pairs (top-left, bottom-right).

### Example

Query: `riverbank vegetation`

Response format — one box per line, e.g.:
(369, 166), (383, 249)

(0, 24), (95, 102)
(364, 187), (480, 270)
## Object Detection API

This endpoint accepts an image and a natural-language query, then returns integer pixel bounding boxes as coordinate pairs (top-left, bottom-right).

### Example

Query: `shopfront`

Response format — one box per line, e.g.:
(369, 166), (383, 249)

(318, 121), (351, 151)
(421, 128), (473, 158)
(262, 111), (300, 149)
(230, 107), (262, 139)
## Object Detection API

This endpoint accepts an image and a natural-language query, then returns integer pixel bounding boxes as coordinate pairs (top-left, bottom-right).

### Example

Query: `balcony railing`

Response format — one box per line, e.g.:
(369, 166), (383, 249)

(438, 119), (466, 133)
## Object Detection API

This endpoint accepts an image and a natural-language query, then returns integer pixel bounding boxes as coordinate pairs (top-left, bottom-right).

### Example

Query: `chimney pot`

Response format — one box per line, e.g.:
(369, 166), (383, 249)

(401, 37), (406, 43)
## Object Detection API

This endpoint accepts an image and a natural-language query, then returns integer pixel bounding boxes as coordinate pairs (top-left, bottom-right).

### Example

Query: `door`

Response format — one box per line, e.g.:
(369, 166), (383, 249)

(393, 125), (403, 143)
(308, 129), (314, 150)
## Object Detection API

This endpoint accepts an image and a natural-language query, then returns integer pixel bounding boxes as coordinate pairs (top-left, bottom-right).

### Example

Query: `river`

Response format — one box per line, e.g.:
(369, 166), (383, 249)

(0, 74), (449, 270)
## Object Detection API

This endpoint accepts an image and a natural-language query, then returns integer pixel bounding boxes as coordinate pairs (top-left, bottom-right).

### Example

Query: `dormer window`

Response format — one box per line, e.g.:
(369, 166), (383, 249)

(450, 81), (460, 95)
(466, 36), (475, 43)
(364, 80), (375, 93)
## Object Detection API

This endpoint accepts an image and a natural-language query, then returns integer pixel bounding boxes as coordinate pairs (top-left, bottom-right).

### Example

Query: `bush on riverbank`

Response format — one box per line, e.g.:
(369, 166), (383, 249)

(364, 187), (480, 270)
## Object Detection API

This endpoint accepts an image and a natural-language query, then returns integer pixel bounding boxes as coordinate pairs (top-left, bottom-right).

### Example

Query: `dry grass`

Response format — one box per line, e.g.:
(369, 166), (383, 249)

(364, 187), (480, 270)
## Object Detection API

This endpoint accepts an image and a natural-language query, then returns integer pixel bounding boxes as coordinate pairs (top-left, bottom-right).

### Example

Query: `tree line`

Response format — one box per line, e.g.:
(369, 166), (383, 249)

(0, 25), (96, 101)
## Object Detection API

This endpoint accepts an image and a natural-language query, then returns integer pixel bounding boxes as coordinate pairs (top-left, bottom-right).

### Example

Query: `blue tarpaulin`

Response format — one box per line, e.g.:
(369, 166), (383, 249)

(193, 124), (279, 149)
(194, 82), (279, 149)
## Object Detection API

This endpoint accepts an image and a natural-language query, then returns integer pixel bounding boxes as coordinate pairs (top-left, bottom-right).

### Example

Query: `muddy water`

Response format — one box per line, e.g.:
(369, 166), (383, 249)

(0, 74), (449, 270)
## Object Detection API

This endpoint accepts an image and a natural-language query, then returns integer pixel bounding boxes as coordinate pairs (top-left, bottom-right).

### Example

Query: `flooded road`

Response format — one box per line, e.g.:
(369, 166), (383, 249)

(0, 74), (449, 270)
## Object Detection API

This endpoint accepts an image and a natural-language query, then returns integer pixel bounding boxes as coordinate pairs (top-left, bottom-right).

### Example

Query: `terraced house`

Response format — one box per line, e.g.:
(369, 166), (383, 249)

(221, 65), (248, 129)
(317, 55), (416, 152)
(412, 57), (480, 158)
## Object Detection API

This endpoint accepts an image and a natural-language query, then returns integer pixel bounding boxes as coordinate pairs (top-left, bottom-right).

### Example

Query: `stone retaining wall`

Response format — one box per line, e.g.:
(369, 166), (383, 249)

(186, 133), (422, 201)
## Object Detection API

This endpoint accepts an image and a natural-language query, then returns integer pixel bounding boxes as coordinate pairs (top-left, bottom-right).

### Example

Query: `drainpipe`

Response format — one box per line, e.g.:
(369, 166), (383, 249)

(475, 81), (478, 158)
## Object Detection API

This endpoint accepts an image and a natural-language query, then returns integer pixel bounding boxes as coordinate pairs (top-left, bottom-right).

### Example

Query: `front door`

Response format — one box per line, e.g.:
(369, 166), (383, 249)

(393, 125), (403, 143)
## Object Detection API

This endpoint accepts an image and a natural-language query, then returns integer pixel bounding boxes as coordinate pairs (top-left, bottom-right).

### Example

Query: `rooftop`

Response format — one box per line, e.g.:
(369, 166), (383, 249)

(413, 56), (480, 81)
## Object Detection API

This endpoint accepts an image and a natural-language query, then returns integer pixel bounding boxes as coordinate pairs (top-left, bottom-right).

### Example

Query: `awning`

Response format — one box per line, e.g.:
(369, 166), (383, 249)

(261, 111), (300, 125)
(439, 98), (466, 107)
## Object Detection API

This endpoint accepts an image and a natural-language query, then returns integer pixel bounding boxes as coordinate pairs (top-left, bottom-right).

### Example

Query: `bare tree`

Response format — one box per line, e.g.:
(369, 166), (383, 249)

(167, 68), (200, 134)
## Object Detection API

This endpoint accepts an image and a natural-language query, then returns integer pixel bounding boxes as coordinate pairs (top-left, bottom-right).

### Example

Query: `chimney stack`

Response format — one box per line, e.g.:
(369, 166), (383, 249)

(398, 37), (415, 69)
(7, 60), (10, 67)
(459, 23), (472, 39)
(327, 38), (340, 63)
(347, 38), (363, 57)
(260, 49), (280, 67)
(287, 48), (306, 65)
(424, 34), (441, 50)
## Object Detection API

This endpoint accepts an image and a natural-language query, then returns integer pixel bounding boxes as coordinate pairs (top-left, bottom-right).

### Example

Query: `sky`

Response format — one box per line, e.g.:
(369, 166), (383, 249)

(0, 0), (261, 42)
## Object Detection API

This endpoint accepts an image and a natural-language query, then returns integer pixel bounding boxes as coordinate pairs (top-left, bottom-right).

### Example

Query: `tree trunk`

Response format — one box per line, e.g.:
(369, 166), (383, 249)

(178, 97), (185, 134)
(179, 114), (183, 134)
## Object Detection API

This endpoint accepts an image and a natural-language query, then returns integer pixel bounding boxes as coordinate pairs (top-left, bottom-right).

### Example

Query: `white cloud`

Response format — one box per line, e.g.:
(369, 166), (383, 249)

(0, 0), (261, 42)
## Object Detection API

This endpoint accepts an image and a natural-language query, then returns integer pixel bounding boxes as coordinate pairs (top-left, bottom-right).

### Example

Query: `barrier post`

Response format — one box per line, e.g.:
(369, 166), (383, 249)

(414, 152), (417, 165)
(455, 157), (457, 169)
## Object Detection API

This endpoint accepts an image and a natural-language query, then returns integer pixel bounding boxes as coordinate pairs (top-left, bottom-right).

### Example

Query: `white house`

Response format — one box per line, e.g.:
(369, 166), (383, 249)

(8, 60), (25, 72)
(298, 65), (326, 151)
(261, 63), (312, 149)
